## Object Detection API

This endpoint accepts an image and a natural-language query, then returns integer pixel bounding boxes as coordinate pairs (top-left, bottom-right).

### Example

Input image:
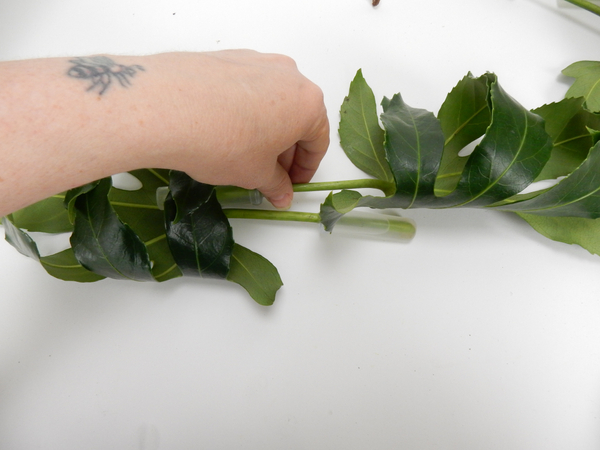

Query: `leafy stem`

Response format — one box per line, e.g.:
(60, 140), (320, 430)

(565, 0), (600, 16)
(221, 178), (396, 224)
(224, 209), (321, 224)
(293, 178), (395, 196)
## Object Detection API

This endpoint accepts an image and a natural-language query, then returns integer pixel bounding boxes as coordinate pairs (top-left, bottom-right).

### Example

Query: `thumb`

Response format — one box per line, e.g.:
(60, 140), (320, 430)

(258, 164), (294, 209)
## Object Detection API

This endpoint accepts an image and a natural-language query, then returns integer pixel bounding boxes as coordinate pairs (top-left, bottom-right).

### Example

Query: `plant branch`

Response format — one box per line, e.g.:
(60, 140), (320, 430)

(224, 209), (321, 224)
(293, 179), (395, 196)
(564, 0), (600, 16)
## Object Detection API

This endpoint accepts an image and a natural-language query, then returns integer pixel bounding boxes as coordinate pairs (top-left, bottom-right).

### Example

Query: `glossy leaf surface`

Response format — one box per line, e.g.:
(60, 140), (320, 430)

(109, 169), (181, 282)
(165, 171), (234, 279)
(64, 181), (99, 224)
(380, 92), (445, 208)
(70, 178), (155, 281)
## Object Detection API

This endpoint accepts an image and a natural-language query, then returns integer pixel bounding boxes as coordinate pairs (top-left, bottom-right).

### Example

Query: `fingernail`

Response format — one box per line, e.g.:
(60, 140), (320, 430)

(269, 193), (292, 210)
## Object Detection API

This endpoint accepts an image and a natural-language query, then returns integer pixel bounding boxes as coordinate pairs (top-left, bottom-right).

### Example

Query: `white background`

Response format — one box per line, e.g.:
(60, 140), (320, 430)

(1, 0), (600, 448)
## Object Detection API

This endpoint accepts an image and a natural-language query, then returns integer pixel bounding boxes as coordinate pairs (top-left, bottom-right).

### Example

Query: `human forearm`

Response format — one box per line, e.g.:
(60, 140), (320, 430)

(0, 51), (329, 216)
(0, 54), (163, 216)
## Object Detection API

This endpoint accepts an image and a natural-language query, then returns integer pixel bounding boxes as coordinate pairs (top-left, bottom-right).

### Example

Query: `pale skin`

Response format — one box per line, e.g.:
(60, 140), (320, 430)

(0, 50), (330, 217)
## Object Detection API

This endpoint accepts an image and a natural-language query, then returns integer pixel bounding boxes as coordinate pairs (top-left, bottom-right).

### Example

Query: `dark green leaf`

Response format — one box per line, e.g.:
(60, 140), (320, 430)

(70, 178), (155, 281)
(109, 169), (181, 282)
(64, 181), (99, 224)
(437, 76), (553, 207)
(227, 244), (283, 306)
(563, 61), (600, 112)
(165, 172), (234, 279)
(434, 73), (492, 196)
(339, 69), (394, 183)
(168, 170), (213, 222)
(380, 92), (445, 208)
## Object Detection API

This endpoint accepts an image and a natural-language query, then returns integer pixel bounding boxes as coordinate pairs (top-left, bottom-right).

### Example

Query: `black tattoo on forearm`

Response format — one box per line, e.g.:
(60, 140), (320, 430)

(67, 56), (145, 95)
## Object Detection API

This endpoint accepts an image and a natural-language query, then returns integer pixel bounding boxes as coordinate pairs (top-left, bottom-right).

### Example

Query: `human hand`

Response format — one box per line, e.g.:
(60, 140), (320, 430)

(147, 50), (330, 209)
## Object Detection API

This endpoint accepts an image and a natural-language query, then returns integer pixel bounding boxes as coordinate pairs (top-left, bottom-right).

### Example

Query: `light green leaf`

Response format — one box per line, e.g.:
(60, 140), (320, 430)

(339, 70), (394, 183)
(563, 61), (600, 112)
(532, 97), (596, 180)
(40, 248), (105, 282)
(227, 243), (283, 306)
(319, 190), (364, 231)
(517, 212), (600, 256)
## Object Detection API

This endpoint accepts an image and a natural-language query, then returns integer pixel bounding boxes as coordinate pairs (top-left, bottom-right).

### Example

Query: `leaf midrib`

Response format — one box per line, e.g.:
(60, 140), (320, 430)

(84, 195), (137, 281)
(454, 109), (531, 207)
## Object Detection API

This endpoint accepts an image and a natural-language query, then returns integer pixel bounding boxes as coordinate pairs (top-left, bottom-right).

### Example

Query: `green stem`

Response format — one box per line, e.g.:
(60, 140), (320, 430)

(564, 0), (600, 16)
(293, 179), (395, 196)
(224, 209), (321, 224)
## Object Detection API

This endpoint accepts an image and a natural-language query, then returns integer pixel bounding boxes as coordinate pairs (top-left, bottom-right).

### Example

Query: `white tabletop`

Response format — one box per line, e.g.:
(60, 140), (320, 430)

(1, 0), (600, 448)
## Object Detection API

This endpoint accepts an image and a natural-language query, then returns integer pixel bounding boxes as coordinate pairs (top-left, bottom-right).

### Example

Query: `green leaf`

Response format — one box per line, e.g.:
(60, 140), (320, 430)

(64, 181), (99, 224)
(434, 73), (492, 196)
(437, 75), (553, 207)
(532, 97), (595, 180)
(168, 170), (212, 222)
(319, 190), (364, 231)
(563, 61), (600, 112)
(227, 244), (283, 306)
(4, 214), (104, 282)
(339, 70), (394, 183)
(517, 212), (600, 256)
(70, 178), (155, 281)
(496, 140), (600, 218)
(40, 248), (105, 282)
(331, 73), (556, 220)
(9, 195), (72, 233)
(3, 215), (41, 261)
(108, 169), (181, 282)
(165, 171), (234, 279)
(380, 92), (445, 208)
